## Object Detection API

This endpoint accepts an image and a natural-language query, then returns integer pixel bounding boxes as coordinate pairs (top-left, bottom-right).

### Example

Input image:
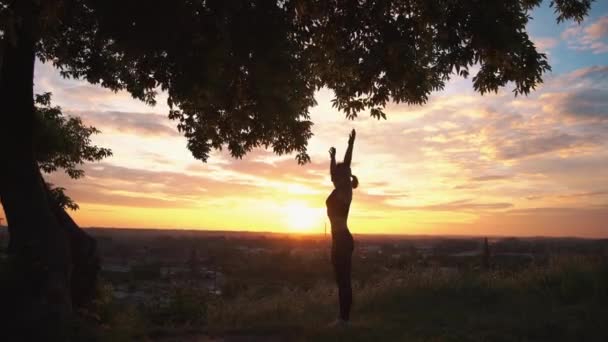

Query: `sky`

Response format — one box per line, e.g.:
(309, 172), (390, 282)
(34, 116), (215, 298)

(3, 3), (608, 237)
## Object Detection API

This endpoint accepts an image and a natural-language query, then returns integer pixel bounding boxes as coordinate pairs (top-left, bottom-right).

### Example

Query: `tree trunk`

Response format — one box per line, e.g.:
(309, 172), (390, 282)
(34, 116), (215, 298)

(43, 179), (100, 309)
(0, 1), (73, 339)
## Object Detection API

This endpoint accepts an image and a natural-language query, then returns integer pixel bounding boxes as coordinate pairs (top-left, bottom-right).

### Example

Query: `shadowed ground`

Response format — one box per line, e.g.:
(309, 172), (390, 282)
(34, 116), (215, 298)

(134, 256), (608, 342)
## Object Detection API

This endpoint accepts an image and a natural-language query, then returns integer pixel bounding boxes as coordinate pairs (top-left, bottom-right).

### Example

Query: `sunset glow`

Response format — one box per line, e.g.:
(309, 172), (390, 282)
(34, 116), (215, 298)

(1, 4), (607, 238)
(284, 201), (324, 233)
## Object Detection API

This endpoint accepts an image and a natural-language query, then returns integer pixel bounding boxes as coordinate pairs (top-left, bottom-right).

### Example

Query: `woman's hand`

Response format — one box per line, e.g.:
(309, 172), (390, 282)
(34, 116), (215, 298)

(348, 129), (356, 145)
(329, 147), (336, 159)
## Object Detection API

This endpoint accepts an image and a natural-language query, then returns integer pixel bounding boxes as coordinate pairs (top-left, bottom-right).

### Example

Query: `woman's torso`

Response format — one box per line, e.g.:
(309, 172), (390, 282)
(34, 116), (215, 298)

(326, 188), (354, 248)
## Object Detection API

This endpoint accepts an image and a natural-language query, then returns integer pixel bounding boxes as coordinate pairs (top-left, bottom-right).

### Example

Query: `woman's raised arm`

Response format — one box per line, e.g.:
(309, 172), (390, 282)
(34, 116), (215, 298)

(329, 147), (337, 181)
(343, 129), (355, 167)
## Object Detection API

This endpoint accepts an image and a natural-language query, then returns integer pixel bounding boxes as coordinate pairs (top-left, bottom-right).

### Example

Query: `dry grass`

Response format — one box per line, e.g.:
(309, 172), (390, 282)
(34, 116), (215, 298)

(69, 256), (608, 341)
(203, 256), (608, 341)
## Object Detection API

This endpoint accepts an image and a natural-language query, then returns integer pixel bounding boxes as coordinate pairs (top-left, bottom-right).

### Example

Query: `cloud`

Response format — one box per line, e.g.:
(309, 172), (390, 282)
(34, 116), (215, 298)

(533, 37), (559, 51)
(451, 174), (513, 191)
(470, 66), (608, 161)
(557, 191), (608, 199)
(453, 184), (480, 190)
(506, 205), (608, 215)
(562, 16), (608, 54)
(468, 206), (608, 237)
(356, 191), (409, 207)
(45, 162), (270, 208)
(140, 152), (175, 165)
(67, 188), (193, 208)
(71, 110), (180, 137)
(493, 132), (593, 160)
(557, 65), (608, 85)
(471, 175), (512, 182)
(541, 90), (608, 120)
(586, 16), (608, 40)
(514, 153), (608, 176)
(226, 157), (327, 184)
(186, 150), (330, 192)
(526, 190), (608, 201)
(393, 199), (514, 212)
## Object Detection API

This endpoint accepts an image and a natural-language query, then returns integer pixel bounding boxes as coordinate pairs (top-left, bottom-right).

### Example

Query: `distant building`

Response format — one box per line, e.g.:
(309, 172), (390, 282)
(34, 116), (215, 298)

(236, 246), (268, 254)
(450, 250), (482, 257)
(416, 245), (434, 257)
(160, 266), (190, 278)
(362, 245), (382, 254)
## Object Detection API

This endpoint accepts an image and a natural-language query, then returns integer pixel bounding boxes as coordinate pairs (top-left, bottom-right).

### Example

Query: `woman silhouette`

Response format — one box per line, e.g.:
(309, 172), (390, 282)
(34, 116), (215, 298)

(327, 129), (358, 325)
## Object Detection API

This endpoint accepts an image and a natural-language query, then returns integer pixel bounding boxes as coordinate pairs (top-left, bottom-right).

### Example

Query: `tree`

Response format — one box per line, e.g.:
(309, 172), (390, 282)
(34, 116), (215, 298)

(34, 91), (112, 209)
(34, 92), (112, 310)
(0, 0), (593, 338)
(1, 91), (111, 337)
(34, 92), (112, 182)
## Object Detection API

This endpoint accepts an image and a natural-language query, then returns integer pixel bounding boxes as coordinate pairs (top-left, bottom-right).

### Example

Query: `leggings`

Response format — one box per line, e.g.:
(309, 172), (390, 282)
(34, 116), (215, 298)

(332, 240), (353, 321)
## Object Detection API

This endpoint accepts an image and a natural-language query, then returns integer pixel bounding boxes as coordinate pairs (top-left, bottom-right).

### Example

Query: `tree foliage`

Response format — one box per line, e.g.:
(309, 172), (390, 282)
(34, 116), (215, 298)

(46, 184), (80, 211)
(34, 92), (112, 209)
(4, 0), (595, 164)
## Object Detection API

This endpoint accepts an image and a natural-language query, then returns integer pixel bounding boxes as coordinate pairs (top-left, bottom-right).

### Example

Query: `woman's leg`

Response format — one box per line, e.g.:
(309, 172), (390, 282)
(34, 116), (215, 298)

(332, 247), (353, 321)
(340, 250), (352, 321)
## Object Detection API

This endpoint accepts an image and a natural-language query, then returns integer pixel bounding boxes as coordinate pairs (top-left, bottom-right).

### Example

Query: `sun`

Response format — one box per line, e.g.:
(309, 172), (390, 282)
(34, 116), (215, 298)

(284, 201), (322, 233)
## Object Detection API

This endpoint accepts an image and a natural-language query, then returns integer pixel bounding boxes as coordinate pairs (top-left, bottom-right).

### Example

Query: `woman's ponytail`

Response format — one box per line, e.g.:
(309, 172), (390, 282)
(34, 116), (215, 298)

(351, 175), (359, 189)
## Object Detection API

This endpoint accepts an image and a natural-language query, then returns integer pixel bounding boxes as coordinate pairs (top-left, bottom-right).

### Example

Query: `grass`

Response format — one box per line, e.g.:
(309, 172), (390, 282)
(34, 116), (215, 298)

(201, 256), (608, 341)
(59, 255), (608, 341)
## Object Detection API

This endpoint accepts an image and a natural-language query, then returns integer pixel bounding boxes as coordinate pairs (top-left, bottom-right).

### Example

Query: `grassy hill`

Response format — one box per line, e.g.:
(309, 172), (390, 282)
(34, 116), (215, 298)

(82, 256), (608, 341)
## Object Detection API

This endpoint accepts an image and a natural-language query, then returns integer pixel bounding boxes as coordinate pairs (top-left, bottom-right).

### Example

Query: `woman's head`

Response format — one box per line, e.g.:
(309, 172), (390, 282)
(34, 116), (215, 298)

(335, 163), (359, 189)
